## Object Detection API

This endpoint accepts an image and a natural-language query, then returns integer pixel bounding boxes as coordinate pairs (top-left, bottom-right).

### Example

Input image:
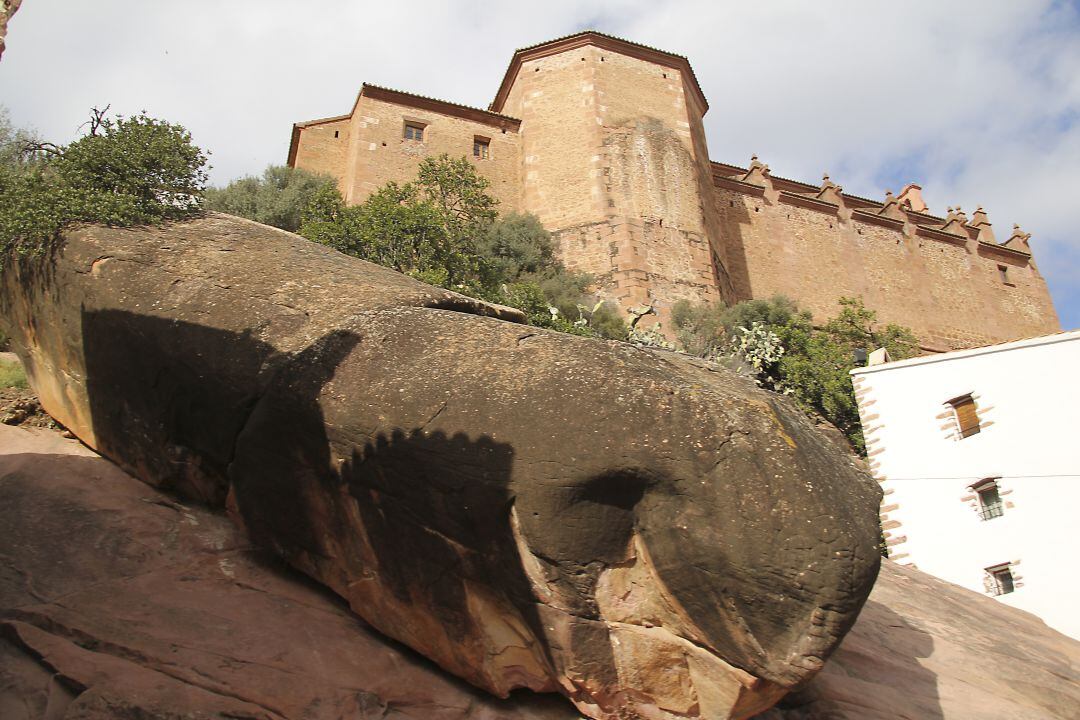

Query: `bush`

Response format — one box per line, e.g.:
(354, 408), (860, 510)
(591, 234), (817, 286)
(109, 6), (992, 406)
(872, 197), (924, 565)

(205, 165), (336, 233)
(670, 299), (727, 358)
(475, 212), (555, 281)
(672, 295), (918, 454)
(300, 155), (627, 340)
(0, 107), (208, 264)
(670, 295), (805, 360)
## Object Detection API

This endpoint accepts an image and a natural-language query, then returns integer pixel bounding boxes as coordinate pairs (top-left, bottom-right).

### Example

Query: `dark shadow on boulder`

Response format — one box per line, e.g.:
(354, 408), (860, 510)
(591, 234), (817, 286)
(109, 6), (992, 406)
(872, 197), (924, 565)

(80, 308), (358, 506)
(0, 444), (583, 720)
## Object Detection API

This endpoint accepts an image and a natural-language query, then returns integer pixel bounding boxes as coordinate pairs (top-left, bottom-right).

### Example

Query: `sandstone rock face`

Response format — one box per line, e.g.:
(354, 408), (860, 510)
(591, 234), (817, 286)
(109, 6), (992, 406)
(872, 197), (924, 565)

(0, 424), (579, 720)
(759, 560), (1080, 719)
(0, 214), (884, 719)
(5, 424), (1077, 720)
(0, 0), (21, 60)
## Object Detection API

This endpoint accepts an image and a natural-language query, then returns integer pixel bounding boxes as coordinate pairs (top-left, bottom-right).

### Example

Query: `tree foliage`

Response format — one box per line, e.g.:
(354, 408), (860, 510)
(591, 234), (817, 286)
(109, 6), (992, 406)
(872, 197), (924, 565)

(204, 165), (335, 233)
(673, 295), (919, 453)
(474, 212), (555, 282)
(0, 106), (208, 263)
(0, 106), (39, 169)
(299, 154), (626, 339)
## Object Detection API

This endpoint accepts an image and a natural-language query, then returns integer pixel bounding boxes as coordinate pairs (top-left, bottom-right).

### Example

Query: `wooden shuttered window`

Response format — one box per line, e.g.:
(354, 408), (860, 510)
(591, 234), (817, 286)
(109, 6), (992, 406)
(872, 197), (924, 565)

(950, 395), (980, 438)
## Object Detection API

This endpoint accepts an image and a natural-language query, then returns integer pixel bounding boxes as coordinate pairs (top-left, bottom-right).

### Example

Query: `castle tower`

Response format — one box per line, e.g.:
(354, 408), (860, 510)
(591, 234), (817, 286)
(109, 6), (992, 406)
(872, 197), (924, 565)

(289, 31), (1060, 352)
(490, 33), (732, 326)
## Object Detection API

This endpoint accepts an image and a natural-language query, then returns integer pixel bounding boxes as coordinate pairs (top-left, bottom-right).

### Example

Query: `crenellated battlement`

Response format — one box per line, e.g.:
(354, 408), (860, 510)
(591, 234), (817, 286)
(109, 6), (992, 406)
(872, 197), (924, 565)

(712, 158), (1034, 261)
(711, 156), (1058, 351)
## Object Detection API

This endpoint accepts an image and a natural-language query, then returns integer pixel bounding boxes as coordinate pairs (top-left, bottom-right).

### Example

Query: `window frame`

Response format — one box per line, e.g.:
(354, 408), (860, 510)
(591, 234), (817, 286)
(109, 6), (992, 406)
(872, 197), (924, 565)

(946, 394), (981, 439)
(971, 478), (1004, 521)
(985, 563), (1015, 596)
(473, 136), (490, 160)
(997, 264), (1014, 286)
(403, 122), (426, 142)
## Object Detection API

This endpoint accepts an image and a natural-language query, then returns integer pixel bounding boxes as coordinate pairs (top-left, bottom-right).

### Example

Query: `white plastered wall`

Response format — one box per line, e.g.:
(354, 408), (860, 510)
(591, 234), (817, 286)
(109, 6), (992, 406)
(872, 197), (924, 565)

(852, 330), (1080, 640)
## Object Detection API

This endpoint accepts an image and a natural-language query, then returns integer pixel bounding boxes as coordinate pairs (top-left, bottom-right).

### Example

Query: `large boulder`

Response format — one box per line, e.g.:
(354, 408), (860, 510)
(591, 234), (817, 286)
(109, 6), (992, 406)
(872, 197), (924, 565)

(0, 214), (883, 719)
(0, 424), (578, 720)
(4, 423), (1077, 720)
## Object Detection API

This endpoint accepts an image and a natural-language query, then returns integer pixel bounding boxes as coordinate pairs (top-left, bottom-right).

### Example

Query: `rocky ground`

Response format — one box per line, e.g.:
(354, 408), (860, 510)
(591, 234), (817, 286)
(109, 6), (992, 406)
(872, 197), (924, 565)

(0, 386), (60, 429)
(0, 352), (63, 430)
(2, 420), (1078, 720)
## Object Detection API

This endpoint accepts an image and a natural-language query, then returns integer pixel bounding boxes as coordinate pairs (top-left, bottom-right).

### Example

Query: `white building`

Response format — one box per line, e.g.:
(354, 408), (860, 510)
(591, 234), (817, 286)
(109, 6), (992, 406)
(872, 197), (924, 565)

(851, 330), (1080, 640)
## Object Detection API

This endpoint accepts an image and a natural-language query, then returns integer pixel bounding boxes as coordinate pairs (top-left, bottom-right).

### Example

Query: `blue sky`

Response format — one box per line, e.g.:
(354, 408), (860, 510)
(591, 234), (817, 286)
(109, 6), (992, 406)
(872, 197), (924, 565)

(2, 0), (1078, 329)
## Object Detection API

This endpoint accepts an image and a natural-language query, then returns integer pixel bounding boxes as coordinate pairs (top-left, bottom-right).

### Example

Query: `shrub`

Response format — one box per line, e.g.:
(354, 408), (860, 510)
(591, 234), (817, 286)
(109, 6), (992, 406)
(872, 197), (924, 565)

(672, 295), (918, 454)
(0, 107), (208, 264)
(205, 165), (335, 233)
(300, 155), (627, 340)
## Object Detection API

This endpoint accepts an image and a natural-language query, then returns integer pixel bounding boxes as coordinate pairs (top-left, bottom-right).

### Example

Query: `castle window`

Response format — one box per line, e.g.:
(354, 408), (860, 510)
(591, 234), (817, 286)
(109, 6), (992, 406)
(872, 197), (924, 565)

(403, 122), (425, 142)
(998, 264), (1012, 285)
(473, 137), (490, 160)
(947, 394), (980, 439)
(985, 563), (1015, 596)
(334, 130), (339, 138)
(972, 479), (1004, 521)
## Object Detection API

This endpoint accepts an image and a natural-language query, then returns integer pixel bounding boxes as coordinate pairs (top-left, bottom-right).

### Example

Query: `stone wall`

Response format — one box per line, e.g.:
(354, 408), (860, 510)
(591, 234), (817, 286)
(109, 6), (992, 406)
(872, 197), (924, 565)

(289, 116), (351, 194)
(500, 43), (722, 327)
(289, 31), (1061, 350)
(292, 89), (522, 212)
(712, 169), (1060, 350)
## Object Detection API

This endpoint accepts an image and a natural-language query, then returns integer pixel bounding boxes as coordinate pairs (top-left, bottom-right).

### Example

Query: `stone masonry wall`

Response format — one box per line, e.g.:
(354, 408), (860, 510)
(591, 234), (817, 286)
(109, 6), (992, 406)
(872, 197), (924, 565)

(291, 118), (352, 191)
(713, 181), (1060, 350)
(290, 32), (1061, 350)
(294, 97), (521, 212)
(501, 45), (722, 327)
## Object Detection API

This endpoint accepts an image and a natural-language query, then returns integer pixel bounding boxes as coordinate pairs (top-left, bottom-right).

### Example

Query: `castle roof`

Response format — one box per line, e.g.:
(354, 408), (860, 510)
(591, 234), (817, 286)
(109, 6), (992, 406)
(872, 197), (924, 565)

(489, 30), (709, 116)
(288, 84), (522, 165)
(353, 84), (521, 130)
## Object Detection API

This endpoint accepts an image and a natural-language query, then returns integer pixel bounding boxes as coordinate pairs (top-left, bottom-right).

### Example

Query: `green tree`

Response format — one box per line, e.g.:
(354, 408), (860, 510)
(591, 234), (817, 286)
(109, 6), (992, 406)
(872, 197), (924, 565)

(301, 180), (477, 285)
(205, 165), (336, 233)
(300, 155), (492, 285)
(775, 297), (917, 452)
(300, 155), (626, 340)
(671, 295), (917, 454)
(0, 106), (40, 170)
(0, 107), (208, 263)
(475, 212), (555, 281)
(417, 154), (498, 238)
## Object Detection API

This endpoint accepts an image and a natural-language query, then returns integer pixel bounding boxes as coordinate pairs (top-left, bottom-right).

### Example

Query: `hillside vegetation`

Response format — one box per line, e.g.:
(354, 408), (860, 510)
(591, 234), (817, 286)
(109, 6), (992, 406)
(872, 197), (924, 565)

(1, 106), (919, 452)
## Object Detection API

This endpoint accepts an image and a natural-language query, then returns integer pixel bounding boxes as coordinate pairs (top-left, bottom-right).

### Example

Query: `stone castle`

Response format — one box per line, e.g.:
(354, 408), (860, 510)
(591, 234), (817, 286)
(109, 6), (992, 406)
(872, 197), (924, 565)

(288, 31), (1060, 351)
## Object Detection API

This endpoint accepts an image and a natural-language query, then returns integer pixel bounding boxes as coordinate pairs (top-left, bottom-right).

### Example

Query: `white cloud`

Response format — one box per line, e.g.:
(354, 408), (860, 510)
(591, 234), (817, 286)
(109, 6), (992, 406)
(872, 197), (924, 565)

(1, 0), (1077, 325)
